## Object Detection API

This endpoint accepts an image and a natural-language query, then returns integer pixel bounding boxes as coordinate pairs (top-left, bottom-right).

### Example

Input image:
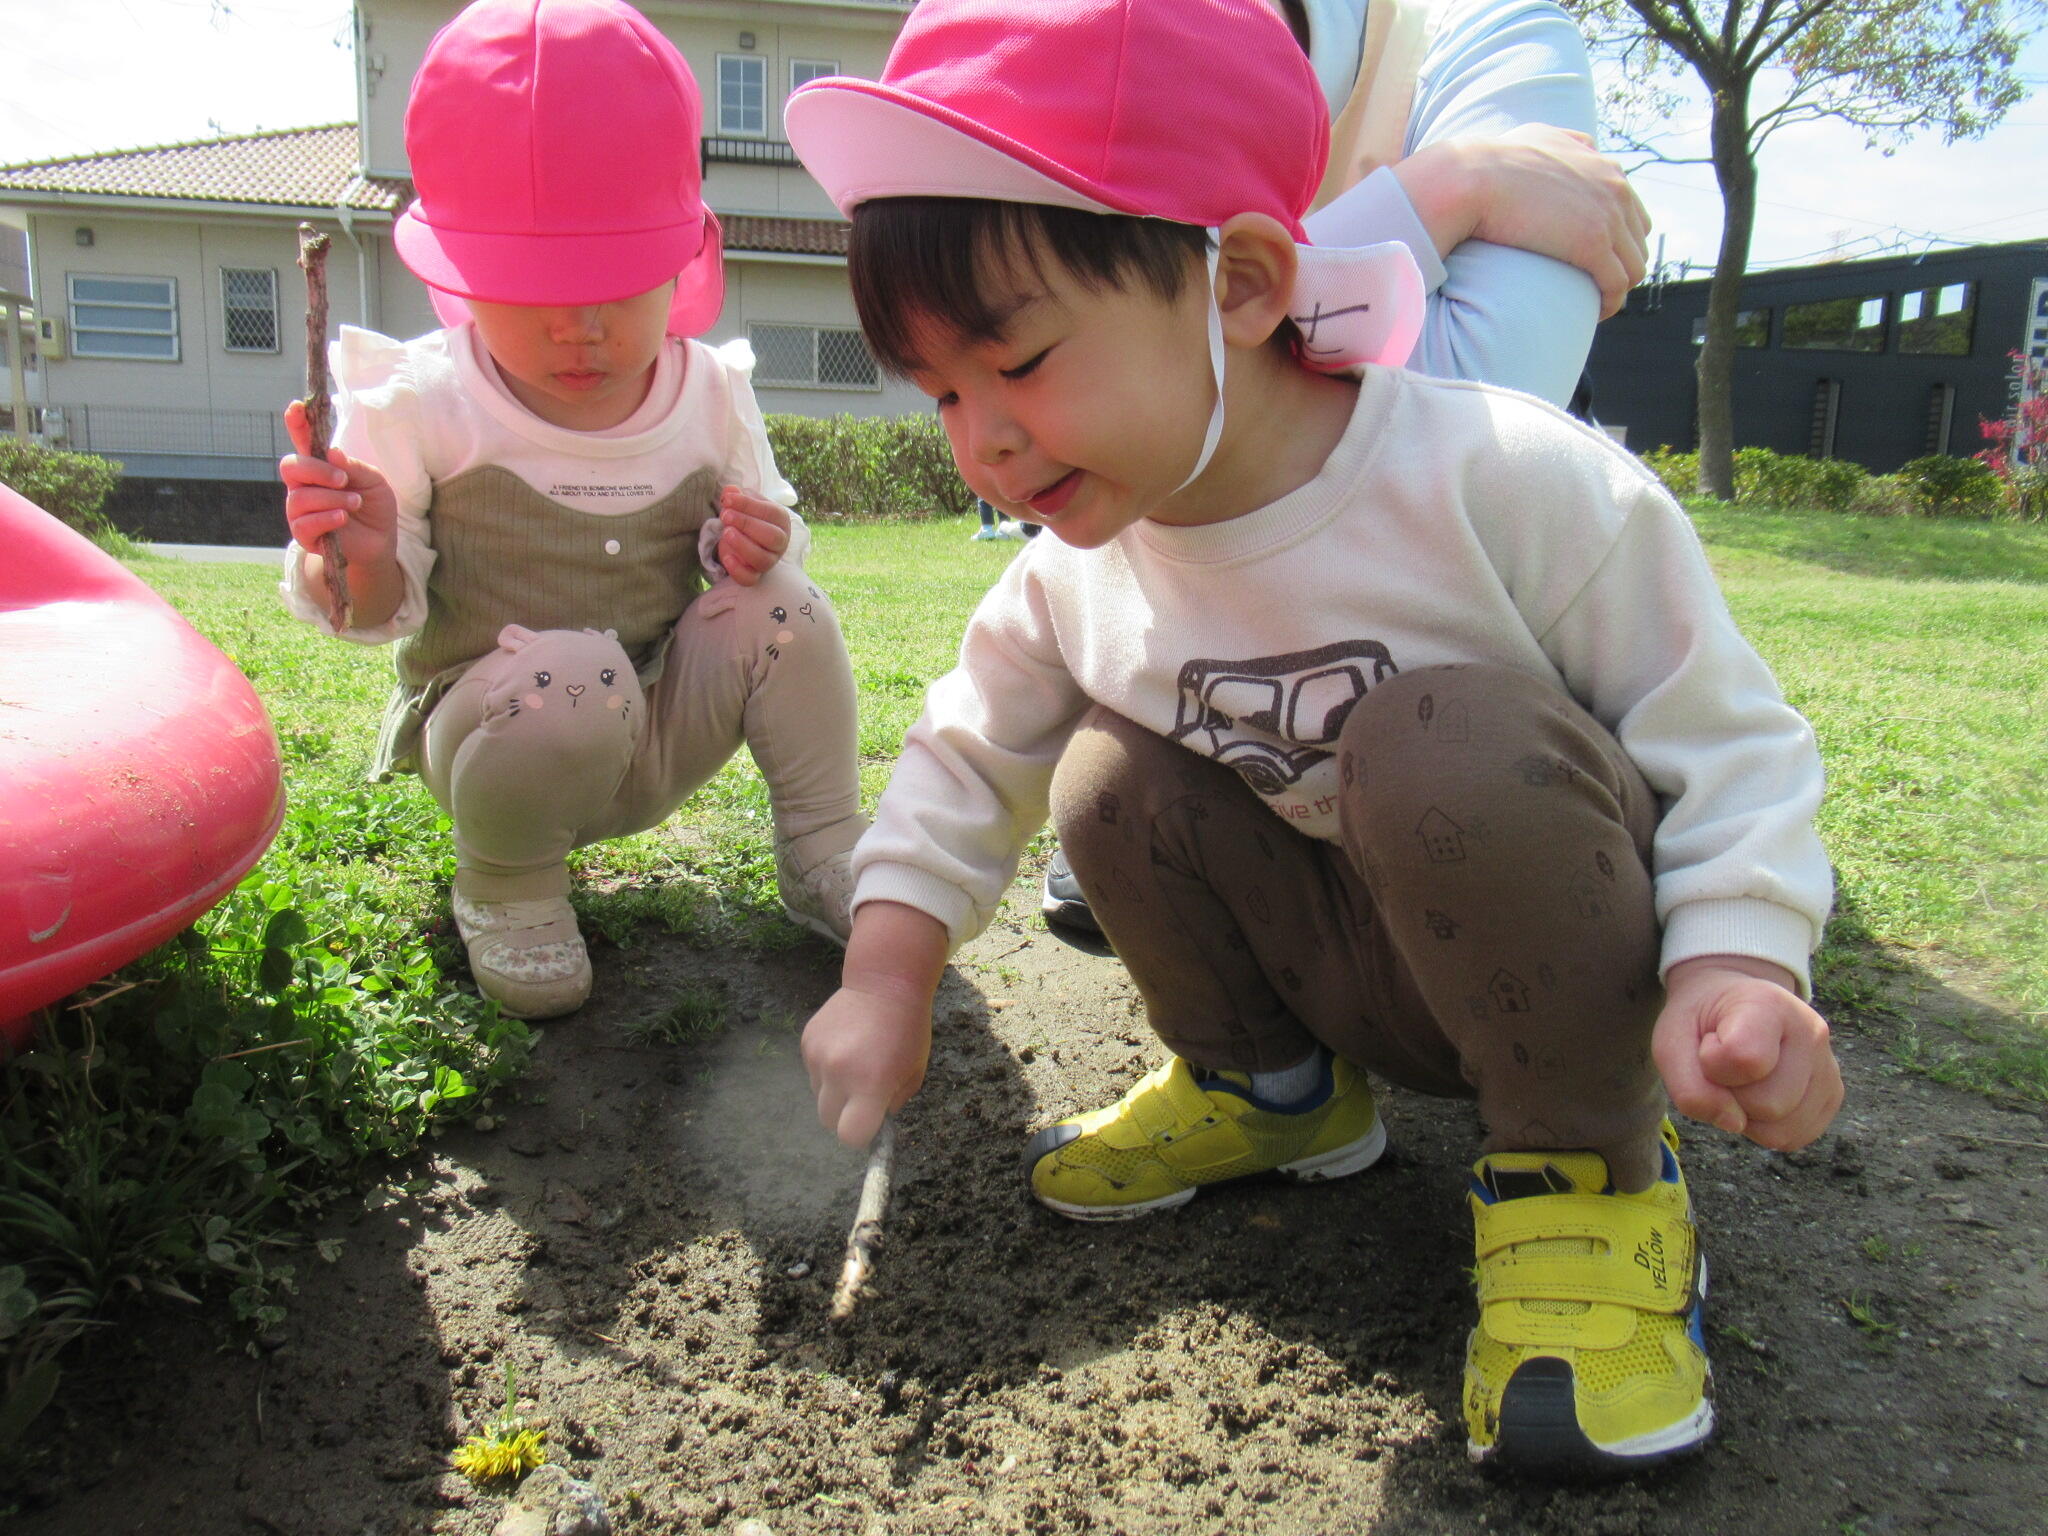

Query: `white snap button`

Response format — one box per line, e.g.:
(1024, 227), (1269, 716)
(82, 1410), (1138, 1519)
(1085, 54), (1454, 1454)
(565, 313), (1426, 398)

(604, 538), (622, 555)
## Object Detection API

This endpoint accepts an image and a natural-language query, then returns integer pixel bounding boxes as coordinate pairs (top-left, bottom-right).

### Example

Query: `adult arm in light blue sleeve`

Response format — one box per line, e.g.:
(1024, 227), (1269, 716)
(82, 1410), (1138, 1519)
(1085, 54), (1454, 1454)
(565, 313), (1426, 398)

(1301, 0), (1603, 405)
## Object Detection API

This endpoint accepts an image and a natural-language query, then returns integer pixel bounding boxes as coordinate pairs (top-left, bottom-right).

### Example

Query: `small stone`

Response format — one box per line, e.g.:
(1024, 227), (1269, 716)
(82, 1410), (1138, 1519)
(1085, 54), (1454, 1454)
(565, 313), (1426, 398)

(475, 1115), (498, 1133)
(493, 1464), (611, 1536)
(734, 1522), (775, 1536)
(785, 1262), (811, 1279)
(997, 1454), (1018, 1474)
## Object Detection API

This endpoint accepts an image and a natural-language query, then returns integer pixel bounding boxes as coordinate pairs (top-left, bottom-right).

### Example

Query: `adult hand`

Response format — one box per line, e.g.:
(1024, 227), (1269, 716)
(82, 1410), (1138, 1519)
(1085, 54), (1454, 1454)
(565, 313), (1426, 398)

(279, 398), (400, 569)
(1396, 125), (1651, 319)
(1653, 955), (1843, 1150)
(717, 486), (793, 585)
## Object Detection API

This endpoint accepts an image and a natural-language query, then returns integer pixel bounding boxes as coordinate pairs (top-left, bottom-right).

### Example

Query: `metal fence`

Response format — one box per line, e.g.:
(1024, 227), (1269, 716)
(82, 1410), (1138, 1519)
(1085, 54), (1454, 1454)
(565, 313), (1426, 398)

(36, 403), (289, 460)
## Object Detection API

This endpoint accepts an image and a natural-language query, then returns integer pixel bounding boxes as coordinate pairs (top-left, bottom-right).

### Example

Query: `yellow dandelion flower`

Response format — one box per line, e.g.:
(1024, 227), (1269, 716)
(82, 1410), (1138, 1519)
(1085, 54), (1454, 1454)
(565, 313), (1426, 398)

(452, 1423), (547, 1486)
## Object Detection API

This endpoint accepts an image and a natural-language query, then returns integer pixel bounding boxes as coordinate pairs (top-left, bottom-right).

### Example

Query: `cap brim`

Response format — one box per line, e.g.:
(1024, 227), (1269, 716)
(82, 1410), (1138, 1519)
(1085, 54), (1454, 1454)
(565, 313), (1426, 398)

(401, 206), (725, 337)
(786, 79), (1121, 218)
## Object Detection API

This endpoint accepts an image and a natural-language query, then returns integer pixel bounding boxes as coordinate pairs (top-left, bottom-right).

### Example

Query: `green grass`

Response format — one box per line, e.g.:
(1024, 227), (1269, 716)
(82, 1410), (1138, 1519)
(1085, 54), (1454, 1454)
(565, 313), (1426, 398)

(1687, 503), (2048, 1095)
(4, 505), (2044, 1475)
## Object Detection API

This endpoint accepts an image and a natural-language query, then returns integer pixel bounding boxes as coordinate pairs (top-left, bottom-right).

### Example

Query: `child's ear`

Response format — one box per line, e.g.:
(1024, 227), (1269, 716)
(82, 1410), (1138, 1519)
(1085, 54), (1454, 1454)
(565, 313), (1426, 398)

(1213, 213), (1299, 350)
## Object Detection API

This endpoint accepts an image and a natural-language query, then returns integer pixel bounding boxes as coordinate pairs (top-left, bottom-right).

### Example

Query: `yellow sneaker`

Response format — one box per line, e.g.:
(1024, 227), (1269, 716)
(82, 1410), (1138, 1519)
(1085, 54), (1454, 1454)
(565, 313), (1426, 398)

(1464, 1121), (1714, 1477)
(1026, 1054), (1385, 1221)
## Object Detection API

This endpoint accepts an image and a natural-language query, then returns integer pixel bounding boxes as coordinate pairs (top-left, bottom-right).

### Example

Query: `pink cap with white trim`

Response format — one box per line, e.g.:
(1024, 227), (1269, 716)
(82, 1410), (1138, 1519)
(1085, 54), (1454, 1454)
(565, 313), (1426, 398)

(395, 0), (724, 337)
(785, 0), (1422, 372)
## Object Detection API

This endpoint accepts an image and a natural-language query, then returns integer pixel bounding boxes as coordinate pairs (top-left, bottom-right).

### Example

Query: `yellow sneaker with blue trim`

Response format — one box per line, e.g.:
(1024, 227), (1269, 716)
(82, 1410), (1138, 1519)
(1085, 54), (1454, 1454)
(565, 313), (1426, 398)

(1025, 1054), (1386, 1221)
(1464, 1120), (1714, 1477)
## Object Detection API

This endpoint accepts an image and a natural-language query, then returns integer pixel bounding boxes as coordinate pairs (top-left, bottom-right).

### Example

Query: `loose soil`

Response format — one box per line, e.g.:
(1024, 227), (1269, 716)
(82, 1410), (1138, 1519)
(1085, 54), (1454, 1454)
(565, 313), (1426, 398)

(10, 873), (2046, 1536)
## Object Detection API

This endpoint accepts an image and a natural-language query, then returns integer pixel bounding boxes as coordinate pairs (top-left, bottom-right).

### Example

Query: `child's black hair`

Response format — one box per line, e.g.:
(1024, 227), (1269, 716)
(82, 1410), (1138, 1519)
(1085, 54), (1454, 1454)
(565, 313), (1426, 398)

(848, 198), (1211, 376)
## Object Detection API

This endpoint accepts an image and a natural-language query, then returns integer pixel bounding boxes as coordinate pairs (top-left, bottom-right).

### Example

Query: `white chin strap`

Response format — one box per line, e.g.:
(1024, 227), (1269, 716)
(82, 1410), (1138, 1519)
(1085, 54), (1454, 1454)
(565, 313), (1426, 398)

(1171, 235), (1228, 497)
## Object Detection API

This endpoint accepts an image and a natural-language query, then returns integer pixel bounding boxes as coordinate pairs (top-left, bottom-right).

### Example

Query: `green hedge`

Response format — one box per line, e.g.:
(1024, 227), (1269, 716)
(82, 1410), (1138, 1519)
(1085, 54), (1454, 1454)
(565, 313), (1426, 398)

(1636, 443), (2023, 520)
(765, 412), (973, 523)
(0, 441), (122, 534)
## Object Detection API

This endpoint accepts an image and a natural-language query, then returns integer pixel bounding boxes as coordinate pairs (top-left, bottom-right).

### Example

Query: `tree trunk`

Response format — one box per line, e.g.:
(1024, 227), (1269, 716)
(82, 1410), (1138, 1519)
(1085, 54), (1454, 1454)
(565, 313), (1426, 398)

(1696, 77), (1757, 501)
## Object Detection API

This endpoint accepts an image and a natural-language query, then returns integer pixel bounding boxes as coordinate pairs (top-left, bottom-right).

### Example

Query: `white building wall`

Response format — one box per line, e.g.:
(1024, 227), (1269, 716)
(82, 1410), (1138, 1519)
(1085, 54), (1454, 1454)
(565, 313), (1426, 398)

(24, 209), (379, 471)
(711, 257), (926, 420)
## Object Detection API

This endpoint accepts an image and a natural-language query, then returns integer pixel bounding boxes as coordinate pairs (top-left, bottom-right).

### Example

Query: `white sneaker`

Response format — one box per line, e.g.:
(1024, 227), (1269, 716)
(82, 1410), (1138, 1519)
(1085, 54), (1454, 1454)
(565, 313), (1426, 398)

(452, 887), (591, 1019)
(970, 525), (1003, 541)
(772, 817), (869, 946)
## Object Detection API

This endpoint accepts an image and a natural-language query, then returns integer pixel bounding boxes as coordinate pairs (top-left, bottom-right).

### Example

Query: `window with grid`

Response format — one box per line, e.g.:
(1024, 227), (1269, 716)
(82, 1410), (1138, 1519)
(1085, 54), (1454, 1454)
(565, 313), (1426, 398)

(790, 58), (838, 92)
(750, 323), (879, 389)
(221, 267), (279, 352)
(719, 54), (768, 135)
(68, 274), (179, 360)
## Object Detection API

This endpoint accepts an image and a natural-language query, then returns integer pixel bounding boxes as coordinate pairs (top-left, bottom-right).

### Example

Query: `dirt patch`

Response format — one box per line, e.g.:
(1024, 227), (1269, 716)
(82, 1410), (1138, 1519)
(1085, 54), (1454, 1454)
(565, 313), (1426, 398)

(10, 874), (2047, 1535)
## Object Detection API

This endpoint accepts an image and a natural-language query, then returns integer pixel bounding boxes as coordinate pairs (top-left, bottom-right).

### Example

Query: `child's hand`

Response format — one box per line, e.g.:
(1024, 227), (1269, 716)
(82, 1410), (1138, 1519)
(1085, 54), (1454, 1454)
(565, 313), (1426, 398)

(279, 399), (399, 569)
(801, 984), (933, 1148)
(716, 487), (792, 586)
(1652, 955), (1843, 1151)
(800, 900), (949, 1148)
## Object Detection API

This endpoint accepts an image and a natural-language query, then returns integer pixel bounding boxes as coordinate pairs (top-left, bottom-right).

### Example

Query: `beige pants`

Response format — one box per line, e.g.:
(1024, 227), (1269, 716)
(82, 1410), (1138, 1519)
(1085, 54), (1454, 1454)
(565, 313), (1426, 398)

(1051, 665), (1670, 1189)
(418, 559), (860, 903)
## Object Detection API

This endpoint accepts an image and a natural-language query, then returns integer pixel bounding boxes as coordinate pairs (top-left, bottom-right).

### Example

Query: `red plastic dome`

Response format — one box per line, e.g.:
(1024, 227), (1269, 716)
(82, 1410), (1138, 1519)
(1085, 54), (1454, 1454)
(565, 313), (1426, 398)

(0, 483), (285, 1047)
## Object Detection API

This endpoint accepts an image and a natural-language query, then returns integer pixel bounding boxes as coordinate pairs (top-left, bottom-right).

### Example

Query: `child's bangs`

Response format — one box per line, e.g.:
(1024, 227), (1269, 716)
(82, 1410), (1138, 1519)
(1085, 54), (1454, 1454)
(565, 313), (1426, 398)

(848, 200), (1208, 376)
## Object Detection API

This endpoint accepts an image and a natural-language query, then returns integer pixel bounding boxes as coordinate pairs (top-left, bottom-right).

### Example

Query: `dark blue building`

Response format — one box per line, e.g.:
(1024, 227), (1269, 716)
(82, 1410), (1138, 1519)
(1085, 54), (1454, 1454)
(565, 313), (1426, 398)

(1587, 239), (2048, 472)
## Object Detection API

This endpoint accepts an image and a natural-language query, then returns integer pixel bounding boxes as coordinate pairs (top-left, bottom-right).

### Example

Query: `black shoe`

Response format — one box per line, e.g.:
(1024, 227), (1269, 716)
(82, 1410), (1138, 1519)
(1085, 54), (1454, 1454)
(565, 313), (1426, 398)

(1041, 847), (1104, 937)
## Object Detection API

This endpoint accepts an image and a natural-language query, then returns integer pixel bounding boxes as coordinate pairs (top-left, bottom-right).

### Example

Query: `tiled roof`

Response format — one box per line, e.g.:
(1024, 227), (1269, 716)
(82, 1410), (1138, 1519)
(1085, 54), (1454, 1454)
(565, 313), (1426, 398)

(0, 126), (851, 258)
(722, 214), (849, 258)
(0, 125), (409, 213)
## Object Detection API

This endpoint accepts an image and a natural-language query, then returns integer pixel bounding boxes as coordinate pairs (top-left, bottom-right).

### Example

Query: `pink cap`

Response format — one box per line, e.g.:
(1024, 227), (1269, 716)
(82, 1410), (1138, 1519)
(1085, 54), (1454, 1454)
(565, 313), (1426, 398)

(394, 0), (723, 337)
(785, 0), (1420, 372)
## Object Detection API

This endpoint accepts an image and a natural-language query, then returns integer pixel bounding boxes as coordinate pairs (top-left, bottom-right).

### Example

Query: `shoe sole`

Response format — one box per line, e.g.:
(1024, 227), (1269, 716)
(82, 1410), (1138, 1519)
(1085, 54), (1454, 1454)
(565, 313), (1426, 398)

(1034, 1114), (1389, 1223)
(780, 902), (849, 949)
(1468, 1256), (1714, 1476)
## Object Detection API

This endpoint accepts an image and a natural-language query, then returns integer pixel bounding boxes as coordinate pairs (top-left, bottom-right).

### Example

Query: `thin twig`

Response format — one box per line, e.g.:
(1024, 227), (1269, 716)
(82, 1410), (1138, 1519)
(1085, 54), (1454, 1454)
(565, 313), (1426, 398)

(215, 1039), (314, 1061)
(1942, 1132), (2048, 1152)
(829, 1116), (898, 1322)
(297, 222), (353, 633)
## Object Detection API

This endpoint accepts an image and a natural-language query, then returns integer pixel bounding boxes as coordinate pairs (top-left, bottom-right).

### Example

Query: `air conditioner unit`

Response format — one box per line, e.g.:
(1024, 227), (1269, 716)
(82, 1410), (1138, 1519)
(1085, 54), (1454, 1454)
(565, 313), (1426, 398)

(34, 316), (64, 360)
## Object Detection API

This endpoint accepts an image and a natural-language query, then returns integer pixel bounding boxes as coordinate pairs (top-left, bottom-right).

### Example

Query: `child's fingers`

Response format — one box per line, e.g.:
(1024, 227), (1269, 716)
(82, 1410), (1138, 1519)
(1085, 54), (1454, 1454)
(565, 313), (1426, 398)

(1652, 1018), (1746, 1136)
(1695, 1002), (1786, 1090)
(283, 398), (313, 458)
(721, 501), (791, 553)
(1736, 1047), (1843, 1151)
(718, 530), (780, 585)
(280, 451), (350, 491)
(833, 1094), (888, 1151)
(285, 504), (351, 552)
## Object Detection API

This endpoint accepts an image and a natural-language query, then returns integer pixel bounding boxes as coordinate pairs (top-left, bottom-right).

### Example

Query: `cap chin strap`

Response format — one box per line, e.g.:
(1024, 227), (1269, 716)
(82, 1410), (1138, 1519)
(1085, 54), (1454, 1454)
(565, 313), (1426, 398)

(1171, 236), (1228, 497)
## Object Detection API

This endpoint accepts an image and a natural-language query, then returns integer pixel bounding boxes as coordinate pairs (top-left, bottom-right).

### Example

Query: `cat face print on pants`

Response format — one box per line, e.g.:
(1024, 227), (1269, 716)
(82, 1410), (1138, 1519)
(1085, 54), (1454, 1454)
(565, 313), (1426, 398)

(490, 624), (635, 723)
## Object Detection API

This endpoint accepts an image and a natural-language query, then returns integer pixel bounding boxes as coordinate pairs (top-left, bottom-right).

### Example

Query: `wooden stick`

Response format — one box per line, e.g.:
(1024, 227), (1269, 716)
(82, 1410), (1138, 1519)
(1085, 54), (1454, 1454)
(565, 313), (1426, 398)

(828, 1116), (898, 1322)
(296, 222), (353, 633)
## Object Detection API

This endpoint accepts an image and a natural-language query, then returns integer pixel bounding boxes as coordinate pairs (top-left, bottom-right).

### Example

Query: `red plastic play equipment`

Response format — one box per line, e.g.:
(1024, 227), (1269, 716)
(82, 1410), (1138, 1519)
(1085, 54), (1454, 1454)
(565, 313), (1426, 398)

(0, 484), (285, 1048)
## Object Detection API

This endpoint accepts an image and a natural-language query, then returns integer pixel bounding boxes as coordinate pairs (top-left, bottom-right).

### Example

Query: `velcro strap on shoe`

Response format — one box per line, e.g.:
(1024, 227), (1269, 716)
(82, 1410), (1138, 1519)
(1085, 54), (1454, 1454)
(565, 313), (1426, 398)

(1475, 1195), (1697, 1314)
(1131, 1061), (1231, 1143)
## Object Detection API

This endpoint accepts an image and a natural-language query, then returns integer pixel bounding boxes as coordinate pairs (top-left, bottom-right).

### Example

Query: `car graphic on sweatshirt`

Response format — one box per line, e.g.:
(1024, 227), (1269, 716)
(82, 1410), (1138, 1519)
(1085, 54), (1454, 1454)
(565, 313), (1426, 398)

(1167, 640), (1397, 796)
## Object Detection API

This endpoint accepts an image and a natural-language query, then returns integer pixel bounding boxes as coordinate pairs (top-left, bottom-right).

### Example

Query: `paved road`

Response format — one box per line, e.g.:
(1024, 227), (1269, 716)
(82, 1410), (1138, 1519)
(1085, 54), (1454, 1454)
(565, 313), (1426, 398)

(150, 543), (285, 565)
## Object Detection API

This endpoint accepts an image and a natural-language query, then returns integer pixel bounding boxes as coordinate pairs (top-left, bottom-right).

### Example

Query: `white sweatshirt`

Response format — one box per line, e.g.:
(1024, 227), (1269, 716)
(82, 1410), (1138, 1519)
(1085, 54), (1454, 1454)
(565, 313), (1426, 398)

(852, 367), (1832, 991)
(278, 323), (799, 642)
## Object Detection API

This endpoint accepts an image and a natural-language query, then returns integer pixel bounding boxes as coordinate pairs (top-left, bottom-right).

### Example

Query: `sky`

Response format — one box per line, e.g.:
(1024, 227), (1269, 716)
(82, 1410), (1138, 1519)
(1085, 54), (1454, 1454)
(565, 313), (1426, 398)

(2, 0), (2045, 278)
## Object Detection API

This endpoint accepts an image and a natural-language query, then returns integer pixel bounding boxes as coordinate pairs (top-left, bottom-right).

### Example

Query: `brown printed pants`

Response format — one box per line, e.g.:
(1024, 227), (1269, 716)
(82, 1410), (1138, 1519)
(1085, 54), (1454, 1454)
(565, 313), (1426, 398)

(417, 558), (862, 904)
(1050, 664), (1670, 1188)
